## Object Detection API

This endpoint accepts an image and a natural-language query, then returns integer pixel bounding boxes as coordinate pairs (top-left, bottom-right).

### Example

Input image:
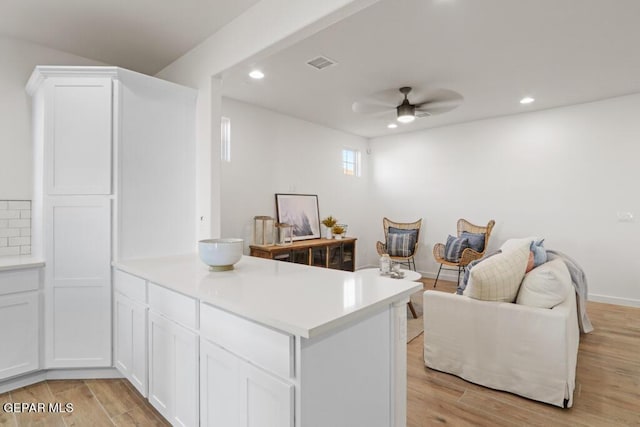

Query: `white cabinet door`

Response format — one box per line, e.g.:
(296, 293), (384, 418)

(44, 196), (111, 368)
(241, 363), (294, 427)
(148, 311), (199, 427)
(114, 292), (148, 397)
(44, 77), (112, 195)
(0, 292), (39, 379)
(200, 339), (294, 427)
(200, 339), (242, 427)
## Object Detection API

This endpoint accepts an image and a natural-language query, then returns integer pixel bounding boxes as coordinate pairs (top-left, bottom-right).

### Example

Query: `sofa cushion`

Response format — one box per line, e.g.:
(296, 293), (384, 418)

(444, 235), (470, 262)
(463, 240), (530, 302)
(516, 258), (572, 308)
(460, 231), (486, 253)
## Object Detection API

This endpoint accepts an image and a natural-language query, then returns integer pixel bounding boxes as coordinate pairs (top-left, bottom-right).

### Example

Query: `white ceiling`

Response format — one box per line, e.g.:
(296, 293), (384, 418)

(4, 0), (640, 138)
(0, 0), (260, 75)
(220, 0), (640, 138)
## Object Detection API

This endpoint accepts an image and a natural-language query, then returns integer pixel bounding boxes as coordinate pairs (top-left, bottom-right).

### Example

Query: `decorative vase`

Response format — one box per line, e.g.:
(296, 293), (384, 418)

(325, 226), (333, 239)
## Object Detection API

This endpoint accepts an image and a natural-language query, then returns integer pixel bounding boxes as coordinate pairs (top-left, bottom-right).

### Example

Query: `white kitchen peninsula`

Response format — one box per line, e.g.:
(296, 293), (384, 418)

(113, 254), (421, 427)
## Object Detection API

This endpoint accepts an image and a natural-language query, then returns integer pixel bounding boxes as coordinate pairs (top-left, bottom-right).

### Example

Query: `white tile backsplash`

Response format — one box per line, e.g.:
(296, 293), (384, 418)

(0, 200), (31, 255)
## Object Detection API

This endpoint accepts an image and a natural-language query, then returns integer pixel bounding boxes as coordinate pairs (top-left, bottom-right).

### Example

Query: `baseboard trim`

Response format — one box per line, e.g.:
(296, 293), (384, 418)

(0, 367), (122, 394)
(588, 294), (640, 308)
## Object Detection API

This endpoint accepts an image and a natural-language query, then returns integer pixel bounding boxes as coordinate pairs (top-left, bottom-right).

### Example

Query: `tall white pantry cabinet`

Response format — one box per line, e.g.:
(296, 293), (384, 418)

(26, 66), (196, 370)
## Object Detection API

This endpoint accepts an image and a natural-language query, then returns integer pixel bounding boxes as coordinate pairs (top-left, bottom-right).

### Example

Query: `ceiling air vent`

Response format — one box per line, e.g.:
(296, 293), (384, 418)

(306, 56), (337, 70)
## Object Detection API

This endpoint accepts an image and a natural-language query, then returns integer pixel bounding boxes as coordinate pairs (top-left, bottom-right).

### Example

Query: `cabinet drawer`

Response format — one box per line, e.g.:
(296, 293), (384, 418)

(0, 269), (40, 296)
(200, 303), (294, 379)
(114, 269), (146, 303)
(148, 283), (197, 330)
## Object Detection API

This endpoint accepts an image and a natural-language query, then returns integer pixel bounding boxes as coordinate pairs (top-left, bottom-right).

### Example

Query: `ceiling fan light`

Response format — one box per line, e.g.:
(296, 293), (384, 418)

(396, 102), (415, 123)
(397, 114), (415, 123)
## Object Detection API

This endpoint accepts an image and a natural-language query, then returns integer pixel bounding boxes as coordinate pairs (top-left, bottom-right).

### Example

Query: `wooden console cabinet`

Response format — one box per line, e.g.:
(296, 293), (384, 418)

(250, 237), (356, 271)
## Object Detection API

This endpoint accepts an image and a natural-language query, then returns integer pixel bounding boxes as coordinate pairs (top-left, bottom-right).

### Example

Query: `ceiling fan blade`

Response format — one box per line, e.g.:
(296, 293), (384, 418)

(414, 90), (463, 116)
(351, 100), (395, 115)
(411, 88), (463, 105)
(415, 111), (432, 118)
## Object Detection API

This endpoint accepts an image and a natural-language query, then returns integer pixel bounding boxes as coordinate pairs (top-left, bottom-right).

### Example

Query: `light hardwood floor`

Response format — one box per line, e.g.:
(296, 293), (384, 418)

(1, 280), (638, 426)
(0, 378), (169, 426)
(409, 278), (640, 426)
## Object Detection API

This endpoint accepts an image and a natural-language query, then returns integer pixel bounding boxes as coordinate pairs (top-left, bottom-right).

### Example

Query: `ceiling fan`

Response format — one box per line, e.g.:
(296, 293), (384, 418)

(352, 86), (463, 123)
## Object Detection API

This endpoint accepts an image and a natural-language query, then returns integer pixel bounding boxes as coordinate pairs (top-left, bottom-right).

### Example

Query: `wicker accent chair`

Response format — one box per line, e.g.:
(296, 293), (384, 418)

(376, 217), (422, 271)
(432, 219), (496, 288)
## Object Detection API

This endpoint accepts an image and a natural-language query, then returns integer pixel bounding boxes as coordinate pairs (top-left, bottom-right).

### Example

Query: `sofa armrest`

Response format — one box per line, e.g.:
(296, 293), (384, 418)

(423, 290), (579, 407)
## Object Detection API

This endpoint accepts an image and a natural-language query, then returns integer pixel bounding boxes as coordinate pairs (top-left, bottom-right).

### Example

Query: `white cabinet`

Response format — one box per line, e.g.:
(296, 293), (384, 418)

(27, 66), (196, 376)
(147, 282), (199, 427)
(199, 304), (294, 427)
(200, 339), (294, 427)
(148, 311), (199, 427)
(44, 196), (111, 368)
(114, 292), (148, 396)
(43, 77), (112, 195)
(114, 270), (148, 396)
(0, 268), (41, 380)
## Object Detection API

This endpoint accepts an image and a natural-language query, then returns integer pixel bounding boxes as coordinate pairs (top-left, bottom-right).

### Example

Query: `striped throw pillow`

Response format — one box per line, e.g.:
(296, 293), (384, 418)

(444, 235), (470, 262)
(387, 232), (415, 257)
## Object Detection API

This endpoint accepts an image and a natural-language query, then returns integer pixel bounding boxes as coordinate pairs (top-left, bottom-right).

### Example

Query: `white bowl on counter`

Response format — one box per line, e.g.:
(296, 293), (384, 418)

(198, 238), (244, 271)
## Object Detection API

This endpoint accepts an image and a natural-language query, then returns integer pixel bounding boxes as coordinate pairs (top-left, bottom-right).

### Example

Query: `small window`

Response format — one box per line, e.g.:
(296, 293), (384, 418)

(342, 148), (361, 177)
(221, 116), (231, 162)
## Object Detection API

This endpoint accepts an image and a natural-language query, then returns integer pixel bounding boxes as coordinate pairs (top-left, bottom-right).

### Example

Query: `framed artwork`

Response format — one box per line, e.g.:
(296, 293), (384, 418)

(275, 193), (321, 241)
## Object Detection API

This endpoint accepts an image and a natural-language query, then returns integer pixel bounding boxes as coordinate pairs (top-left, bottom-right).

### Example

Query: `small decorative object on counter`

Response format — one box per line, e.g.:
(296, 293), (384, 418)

(253, 216), (275, 246)
(276, 223), (293, 245)
(332, 224), (345, 240)
(321, 215), (338, 239)
(380, 253), (391, 274)
(198, 238), (244, 271)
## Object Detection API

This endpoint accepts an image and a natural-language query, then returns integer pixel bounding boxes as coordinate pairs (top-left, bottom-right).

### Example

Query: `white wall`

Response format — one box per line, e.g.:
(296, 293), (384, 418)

(0, 35), (104, 199)
(156, 0), (379, 239)
(220, 98), (372, 266)
(369, 94), (640, 306)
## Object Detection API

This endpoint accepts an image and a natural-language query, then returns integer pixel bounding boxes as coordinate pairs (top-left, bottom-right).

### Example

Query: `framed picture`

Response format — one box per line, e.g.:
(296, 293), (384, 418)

(275, 194), (321, 241)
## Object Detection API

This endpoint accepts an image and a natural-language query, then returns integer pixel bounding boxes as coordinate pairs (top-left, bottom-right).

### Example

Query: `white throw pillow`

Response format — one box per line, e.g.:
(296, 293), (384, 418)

(463, 240), (530, 302)
(516, 258), (572, 308)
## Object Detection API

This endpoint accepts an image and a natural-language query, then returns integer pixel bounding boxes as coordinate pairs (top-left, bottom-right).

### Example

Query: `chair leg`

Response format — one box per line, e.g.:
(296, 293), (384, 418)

(457, 266), (462, 286)
(408, 301), (418, 319)
(434, 264), (443, 288)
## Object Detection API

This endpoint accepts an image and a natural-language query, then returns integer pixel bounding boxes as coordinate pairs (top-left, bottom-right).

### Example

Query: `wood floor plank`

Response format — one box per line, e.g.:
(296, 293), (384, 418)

(0, 391), (17, 427)
(45, 380), (84, 397)
(9, 382), (65, 427)
(111, 406), (171, 427)
(85, 379), (143, 420)
(55, 383), (112, 427)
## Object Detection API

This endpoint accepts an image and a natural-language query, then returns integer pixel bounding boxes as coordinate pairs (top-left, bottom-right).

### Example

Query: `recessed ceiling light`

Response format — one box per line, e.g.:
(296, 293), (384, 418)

(520, 96), (535, 104)
(387, 123), (398, 129)
(249, 70), (264, 79)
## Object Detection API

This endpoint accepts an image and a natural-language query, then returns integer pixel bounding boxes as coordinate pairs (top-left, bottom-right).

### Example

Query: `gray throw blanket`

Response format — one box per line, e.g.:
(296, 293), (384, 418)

(546, 250), (594, 333)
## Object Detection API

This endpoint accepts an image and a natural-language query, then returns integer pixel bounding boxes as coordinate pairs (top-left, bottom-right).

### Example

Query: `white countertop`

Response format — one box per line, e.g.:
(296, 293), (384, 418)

(0, 255), (45, 272)
(113, 254), (422, 338)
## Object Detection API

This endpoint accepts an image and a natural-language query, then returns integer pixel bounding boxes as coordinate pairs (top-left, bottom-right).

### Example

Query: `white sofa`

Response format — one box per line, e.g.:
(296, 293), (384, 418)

(423, 287), (580, 407)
